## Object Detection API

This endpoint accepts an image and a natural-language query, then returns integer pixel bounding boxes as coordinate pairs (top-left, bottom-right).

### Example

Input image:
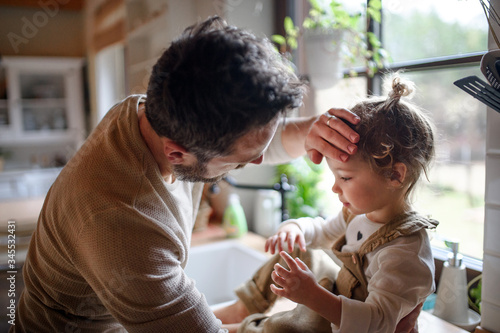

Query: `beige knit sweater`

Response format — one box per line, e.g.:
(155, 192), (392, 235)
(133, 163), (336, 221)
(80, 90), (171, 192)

(14, 95), (224, 332)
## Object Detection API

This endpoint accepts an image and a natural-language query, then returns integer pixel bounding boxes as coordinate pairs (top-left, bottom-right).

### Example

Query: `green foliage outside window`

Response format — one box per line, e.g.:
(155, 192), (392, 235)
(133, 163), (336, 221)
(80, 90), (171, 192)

(276, 157), (327, 219)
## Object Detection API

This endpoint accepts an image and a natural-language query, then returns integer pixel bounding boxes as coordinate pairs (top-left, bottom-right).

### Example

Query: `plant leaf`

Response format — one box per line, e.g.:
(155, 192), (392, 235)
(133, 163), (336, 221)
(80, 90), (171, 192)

(284, 16), (295, 33)
(367, 32), (382, 48)
(271, 35), (286, 45)
(444, 240), (454, 249)
(369, 0), (382, 11)
(309, 0), (322, 11)
(367, 8), (381, 23)
(287, 37), (298, 50)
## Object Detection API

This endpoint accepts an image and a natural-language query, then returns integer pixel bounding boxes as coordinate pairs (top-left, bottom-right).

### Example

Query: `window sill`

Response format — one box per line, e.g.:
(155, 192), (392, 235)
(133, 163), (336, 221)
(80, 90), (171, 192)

(432, 246), (483, 272)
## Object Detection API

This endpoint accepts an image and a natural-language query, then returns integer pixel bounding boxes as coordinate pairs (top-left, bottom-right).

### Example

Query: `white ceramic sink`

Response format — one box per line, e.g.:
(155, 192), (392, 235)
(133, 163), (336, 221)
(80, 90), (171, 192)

(185, 240), (268, 308)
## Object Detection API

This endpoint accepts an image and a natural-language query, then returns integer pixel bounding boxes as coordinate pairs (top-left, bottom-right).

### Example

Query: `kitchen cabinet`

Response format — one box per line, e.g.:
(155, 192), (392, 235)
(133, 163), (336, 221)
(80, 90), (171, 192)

(0, 57), (85, 147)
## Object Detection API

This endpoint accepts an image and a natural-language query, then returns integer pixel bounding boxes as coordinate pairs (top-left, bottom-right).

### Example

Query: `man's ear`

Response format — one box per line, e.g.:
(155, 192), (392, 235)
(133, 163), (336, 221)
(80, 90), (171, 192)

(390, 162), (407, 187)
(161, 139), (193, 165)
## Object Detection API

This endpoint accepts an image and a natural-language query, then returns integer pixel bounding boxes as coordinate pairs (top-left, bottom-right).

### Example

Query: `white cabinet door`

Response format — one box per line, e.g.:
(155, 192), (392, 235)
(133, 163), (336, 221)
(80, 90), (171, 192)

(0, 57), (85, 146)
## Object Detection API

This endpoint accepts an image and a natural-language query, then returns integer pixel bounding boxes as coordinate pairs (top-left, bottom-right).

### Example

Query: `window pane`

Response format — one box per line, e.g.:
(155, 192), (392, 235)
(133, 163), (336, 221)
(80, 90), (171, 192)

(313, 76), (367, 113)
(387, 67), (486, 259)
(383, 1), (488, 63)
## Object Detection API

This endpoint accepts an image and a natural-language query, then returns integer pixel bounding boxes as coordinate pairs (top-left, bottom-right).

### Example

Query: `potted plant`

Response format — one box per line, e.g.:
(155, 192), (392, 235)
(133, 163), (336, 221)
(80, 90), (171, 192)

(468, 274), (482, 314)
(272, 0), (388, 89)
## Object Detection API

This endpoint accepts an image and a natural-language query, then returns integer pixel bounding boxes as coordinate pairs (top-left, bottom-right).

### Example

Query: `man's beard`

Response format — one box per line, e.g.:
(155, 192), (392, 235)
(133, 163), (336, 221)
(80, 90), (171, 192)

(173, 160), (225, 183)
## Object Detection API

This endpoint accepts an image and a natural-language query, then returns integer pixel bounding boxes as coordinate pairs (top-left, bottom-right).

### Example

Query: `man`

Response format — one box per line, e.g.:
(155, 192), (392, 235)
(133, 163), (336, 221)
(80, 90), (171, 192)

(13, 16), (360, 332)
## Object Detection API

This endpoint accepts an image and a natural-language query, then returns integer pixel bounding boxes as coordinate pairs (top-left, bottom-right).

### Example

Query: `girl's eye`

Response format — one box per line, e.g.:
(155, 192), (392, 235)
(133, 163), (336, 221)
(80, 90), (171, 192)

(340, 177), (352, 181)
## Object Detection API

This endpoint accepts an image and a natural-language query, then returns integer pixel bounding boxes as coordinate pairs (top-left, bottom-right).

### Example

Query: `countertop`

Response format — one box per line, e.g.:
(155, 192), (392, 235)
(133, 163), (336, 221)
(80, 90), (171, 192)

(191, 225), (474, 333)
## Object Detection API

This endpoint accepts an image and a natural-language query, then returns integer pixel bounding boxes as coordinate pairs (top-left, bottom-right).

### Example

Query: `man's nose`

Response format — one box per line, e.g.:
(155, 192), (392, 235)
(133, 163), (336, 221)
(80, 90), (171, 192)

(250, 155), (264, 165)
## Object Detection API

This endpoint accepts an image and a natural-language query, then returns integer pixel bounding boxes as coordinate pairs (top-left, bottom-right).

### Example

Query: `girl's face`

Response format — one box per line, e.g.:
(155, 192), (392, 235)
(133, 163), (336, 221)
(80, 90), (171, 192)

(326, 154), (405, 224)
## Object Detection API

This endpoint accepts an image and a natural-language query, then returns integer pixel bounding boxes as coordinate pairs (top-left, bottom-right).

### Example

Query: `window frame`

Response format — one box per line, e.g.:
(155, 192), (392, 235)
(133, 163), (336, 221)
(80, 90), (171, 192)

(274, 0), (486, 279)
(355, 61), (485, 282)
(360, 1), (486, 281)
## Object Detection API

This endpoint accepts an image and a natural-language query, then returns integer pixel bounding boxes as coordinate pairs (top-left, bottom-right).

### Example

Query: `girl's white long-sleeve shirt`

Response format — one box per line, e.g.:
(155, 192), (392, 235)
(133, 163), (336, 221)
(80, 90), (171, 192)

(281, 212), (436, 333)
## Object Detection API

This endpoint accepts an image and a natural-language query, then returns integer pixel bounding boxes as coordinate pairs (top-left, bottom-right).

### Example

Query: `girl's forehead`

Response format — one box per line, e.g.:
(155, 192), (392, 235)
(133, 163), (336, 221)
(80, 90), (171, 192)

(326, 153), (367, 169)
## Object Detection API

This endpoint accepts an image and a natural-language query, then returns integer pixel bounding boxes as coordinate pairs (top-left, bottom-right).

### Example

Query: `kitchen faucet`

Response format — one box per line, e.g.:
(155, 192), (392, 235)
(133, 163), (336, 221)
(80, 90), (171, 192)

(210, 174), (296, 222)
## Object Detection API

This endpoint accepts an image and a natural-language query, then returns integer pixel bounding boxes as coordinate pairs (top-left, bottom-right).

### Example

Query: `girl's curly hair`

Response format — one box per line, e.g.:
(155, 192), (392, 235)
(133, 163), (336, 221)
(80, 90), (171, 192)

(350, 73), (435, 201)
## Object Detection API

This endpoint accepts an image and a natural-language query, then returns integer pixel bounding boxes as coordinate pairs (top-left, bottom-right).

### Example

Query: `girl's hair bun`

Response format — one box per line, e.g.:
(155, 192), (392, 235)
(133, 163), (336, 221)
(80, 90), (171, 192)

(386, 73), (415, 101)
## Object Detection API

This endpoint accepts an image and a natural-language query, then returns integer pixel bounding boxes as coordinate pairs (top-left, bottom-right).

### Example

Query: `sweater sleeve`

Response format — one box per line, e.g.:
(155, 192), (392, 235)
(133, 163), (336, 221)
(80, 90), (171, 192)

(262, 120), (295, 165)
(331, 231), (435, 333)
(73, 208), (225, 333)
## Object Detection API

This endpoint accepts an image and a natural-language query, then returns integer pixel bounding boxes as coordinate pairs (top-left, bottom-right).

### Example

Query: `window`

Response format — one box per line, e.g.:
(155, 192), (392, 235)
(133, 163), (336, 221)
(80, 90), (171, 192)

(291, 0), (488, 262)
(383, 1), (487, 62)
(402, 68), (485, 260)
(381, 0), (488, 260)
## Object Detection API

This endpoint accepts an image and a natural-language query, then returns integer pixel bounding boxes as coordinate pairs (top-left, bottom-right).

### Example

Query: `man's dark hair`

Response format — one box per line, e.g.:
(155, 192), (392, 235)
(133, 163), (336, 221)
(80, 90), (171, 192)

(145, 16), (305, 161)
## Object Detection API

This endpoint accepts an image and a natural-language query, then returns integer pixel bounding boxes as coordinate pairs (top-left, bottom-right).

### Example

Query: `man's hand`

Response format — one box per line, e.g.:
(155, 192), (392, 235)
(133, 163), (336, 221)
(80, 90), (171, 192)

(305, 108), (360, 164)
(221, 323), (241, 333)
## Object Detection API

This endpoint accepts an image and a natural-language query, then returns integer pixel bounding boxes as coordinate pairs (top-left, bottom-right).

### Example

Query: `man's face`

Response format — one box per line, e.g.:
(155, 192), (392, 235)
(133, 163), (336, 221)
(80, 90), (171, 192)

(173, 117), (280, 183)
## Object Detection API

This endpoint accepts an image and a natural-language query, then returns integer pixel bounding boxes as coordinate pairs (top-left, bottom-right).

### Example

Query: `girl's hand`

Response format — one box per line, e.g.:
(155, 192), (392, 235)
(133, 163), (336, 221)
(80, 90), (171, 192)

(270, 251), (318, 304)
(305, 108), (360, 164)
(265, 224), (306, 254)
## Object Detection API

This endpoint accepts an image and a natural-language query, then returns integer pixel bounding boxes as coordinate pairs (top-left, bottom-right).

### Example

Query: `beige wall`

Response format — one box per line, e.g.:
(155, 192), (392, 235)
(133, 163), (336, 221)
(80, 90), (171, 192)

(0, 6), (84, 57)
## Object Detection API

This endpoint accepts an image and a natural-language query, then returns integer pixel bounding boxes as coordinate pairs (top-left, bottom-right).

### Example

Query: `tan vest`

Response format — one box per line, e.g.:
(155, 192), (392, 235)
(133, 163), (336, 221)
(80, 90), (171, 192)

(332, 208), (438, 301)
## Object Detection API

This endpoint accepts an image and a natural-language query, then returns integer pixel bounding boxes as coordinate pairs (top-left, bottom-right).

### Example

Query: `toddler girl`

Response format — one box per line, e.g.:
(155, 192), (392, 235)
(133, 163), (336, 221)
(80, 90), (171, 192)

(219, 74), (438, 333)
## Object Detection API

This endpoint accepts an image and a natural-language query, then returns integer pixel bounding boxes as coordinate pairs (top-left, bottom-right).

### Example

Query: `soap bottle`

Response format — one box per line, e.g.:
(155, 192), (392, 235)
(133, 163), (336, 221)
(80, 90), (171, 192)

(223, 193), (248, 238)
(433, 241), (469, 325)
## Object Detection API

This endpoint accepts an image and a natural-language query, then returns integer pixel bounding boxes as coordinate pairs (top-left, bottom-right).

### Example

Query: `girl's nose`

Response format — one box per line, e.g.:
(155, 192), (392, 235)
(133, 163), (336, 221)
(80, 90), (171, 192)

(332, 182), (341, 194)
